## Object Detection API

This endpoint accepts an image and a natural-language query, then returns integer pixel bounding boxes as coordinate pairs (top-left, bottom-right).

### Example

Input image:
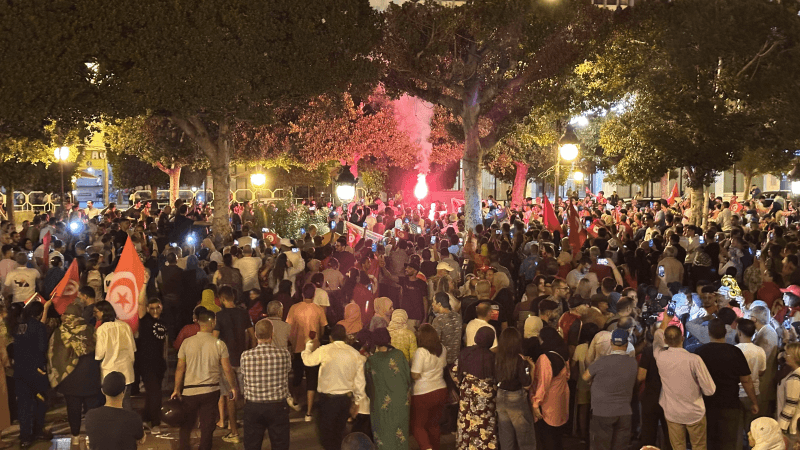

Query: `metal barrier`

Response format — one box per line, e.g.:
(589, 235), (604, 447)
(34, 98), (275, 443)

(1, 191), (56, 212)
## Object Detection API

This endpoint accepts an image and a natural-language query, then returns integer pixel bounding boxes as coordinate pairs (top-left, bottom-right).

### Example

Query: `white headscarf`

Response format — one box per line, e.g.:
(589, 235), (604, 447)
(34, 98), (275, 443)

(750, 417), (785, 450)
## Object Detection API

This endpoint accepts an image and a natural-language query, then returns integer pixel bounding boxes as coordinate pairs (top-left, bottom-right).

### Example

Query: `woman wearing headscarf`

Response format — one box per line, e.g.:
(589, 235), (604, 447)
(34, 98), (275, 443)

(531, 327), (570, 450)
(748, 417), (785, 450)
(48, 303), (101, 445)
(338, 303), (363, 338)
(452, 326), (497, 450)
(370, 298), (393, 331)
(387, 310), (417, 362)
(365, 328), (411, 450)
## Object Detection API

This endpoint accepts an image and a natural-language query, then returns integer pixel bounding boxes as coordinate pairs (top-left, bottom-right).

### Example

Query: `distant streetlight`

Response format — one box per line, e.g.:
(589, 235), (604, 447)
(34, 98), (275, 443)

(54, 146), (70, 210)
(573, 171), (584, 182)
(250, 173), (266, 187)
(335, 165), (358, 203)
(555, 125), (580, 200)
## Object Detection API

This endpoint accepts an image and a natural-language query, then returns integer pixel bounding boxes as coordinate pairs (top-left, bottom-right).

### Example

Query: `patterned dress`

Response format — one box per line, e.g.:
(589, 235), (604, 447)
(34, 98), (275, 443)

(365, 348), (411, 450)
(452, 362), (498, 450)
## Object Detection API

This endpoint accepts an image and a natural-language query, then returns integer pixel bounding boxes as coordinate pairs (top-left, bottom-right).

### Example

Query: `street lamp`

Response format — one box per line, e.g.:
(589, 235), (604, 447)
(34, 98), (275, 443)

(334, 164), (358, 203)
(555, 125), (580, 201)
(54, 146), (70, 210)
(250, 173), (266, 188)
(573, 171), (584, 182)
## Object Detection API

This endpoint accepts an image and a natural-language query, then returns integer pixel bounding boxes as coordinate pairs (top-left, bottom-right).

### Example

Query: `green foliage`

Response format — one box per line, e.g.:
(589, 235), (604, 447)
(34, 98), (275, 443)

(104, 116), (206, 171)
(361, 169), (388, 195)
(585, 0), (800, 188)
(106, 151), (166, 190)
(260, 200), (332, 240)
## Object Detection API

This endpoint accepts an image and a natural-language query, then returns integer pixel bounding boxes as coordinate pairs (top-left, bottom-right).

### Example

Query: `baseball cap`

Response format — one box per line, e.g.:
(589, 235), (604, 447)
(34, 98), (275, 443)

(436, 262), (454, 272)
(781, 285), (800, 298)
(404, 261), (421, 272)
(610, 329), (629, 347)
(102, 371), (127, 397)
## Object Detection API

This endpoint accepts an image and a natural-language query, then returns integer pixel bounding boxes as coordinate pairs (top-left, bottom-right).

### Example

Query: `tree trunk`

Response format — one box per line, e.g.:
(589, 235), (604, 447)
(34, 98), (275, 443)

(156, 163), (182, 207)
(150, 185), (158, 203)
(690, 185), (704, 228)
(511, 161), (528, 210)
(6, 182), (13, 225)
(461, 84), (483, 233)
(742, 172), (754, 201)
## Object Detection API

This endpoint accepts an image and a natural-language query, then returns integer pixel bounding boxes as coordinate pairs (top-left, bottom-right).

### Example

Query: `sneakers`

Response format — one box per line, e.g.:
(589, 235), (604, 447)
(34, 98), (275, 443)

(222, 433), (241, 443)
(150, 425), (161, 435)
(304, 414), (313, 422)
(287, 397), (302, 412)
(70, 436), (80, 446)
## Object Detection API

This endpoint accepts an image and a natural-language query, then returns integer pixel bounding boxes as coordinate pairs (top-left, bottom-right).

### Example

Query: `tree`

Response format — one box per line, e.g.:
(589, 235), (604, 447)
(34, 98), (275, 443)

(104, 116), (206, 206)
(106, 151), (168, 198)
(381, 0), (610, 229)
(71, 0), (382, 240)
(738, 147), (795, 200)
(585, 0), (800, 225)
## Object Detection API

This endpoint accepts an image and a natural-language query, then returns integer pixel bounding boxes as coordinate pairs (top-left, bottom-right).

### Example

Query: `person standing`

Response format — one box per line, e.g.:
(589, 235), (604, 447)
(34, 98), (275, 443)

(453, 326), (497, 450)
(48, 303), (101, 446)
(301, 324), (366, 450)
(239, 319), (292, 450)
(654, 310), (716, 450)
(171, 310), (238, 450)
(582, 328), (638, 450)
(213, 286), (255, 443)
(365, 328), (412, 450)
(734, 319), (766, 449)
(286, 283), (328, 421)
(531, 327), (570, 450)
(85, 372), (145, 450)
(695, 319), (759, 450)
(136, 298), (168, 434)
(94, 300), (137, 410)
(494, 327), (536, 450)
(12, 301), (51, 448)
(410, 324), (449, 450)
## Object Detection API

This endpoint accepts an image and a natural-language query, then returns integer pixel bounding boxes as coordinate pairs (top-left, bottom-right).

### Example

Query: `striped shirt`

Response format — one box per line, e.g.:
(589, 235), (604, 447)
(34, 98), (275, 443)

(240, 342), (291, 402)
(779, 368), (800, 433)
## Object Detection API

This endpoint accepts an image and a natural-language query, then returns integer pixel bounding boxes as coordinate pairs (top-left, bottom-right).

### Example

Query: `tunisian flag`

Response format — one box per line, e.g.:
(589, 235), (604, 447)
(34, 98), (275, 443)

(346, 222), (362, 248)
(50, 260), (80, 314)
(106, 237), (144, 333)
(567, 202), (587, 250)
(542, 194), (561, 233)
(666, 183), (680, 205)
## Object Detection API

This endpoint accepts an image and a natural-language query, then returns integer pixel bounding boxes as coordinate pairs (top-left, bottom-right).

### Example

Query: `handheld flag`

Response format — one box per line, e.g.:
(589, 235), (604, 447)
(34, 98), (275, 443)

(50, 260), (80, 314)
(346, 222), (362, 247)
(542, 194), (561, 233)
(567, 202), (587, 250)
(105, 237), (144, 333)
(666, 183), (679, 205)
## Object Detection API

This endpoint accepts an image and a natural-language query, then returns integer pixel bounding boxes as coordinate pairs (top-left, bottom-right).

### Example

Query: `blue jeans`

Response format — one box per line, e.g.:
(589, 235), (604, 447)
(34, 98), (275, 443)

(15, 378), (47, 442)
(496, 389), (536, 450)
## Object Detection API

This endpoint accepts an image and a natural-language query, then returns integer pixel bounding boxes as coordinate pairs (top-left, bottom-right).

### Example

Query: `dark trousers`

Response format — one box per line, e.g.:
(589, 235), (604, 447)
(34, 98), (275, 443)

(15, 379), (46, 442)
(535, 420), (563, 450)
(317, 393), (352, 450)
(590, 414), (632, 450)
(411, 388), (448, 450)
(641, 400), (671, 450)
(163, 297), (181, 342)
(351, 414), (373, 441)
(142, 372), (164, 425)
(244, 401), (290, 450)
(179, 390), (220, 450)
(65, 395), (102, 436)
(707, 406), (742, 450)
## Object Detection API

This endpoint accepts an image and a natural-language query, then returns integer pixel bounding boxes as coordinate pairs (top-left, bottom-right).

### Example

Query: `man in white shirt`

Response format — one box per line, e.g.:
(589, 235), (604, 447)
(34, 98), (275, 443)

(3, 253), (39, 302)
(718, 202), (733, 232)
(464, 302), (498, 349)
(566, 256), (599, 291)
(84, 200), (100, 220)
(321, 259), (345, 291)
(736, 319), (766, 446)
(301, 324), (366, 450)
(95, 309), (137, 410)
(0, 245), (18, 287)
(233, 245), (262, 292)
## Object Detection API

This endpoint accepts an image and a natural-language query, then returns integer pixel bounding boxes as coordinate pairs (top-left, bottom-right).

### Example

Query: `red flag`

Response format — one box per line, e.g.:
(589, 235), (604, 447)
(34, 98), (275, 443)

(542, 194), (561, 233)
(50, 260), (80, 314)
(394, 228), (410, 241)
(41, 231), (51, 270)
(567, 202), (587, 250)
(106, 237), (144, 333)
(262, 231), (279, 246)
(666, 183), (679, 205)
(346, 222), (362, 247)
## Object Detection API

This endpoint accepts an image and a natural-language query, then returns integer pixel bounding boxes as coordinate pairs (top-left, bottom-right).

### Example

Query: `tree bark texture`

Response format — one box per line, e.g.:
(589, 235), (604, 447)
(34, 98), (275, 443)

(156, 163), (182, 208)
(461, 84), (483, 233)
(511, 161), (528, 210)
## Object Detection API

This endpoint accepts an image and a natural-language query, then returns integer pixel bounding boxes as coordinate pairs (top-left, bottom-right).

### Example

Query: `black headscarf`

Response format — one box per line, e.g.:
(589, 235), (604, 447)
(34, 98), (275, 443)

(458, 326), (495, 380)
(539, 327), (569, 378)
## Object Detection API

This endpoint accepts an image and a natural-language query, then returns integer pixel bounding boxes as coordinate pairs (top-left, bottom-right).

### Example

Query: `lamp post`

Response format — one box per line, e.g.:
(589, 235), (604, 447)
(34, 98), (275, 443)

(556, 125), (580, 202)
(334, 165), (358, 204)
(54, 146), (70, 210)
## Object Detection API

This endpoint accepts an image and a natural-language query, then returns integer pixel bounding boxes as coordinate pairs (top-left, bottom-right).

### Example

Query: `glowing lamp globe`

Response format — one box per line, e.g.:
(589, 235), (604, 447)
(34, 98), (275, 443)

(573, 171), (584, 182)
(336, 184), (355, 202)
(334, 165), (358, 202)
(54, 146), (70, 161)
(558, 125), (580, 162)
(414, 174), (428, 200)
(250, 173), (266, 187)
(559, 144), (579, 162)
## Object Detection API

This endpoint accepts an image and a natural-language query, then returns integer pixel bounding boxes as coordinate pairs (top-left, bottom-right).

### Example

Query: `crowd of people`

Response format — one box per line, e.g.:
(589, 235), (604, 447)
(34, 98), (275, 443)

(0, 187), (797, 450)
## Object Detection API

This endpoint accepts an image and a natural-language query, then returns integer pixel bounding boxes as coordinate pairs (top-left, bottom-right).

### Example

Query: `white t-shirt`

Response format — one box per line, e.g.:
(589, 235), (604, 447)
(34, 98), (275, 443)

(410, 347), (448, 396)
(4, 267), (40, 302)
(737, 342), (766, 397)
(233, 256), (262, 292)
(464, 318), (498, 349)
(313, 288), (330, 307)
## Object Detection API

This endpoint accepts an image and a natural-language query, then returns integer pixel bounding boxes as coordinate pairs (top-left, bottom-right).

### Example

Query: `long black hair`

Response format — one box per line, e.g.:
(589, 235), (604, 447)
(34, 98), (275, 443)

(539, 326), (569, 377)
(94, 300), (117, 324)
(495, 327), (523, 384)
